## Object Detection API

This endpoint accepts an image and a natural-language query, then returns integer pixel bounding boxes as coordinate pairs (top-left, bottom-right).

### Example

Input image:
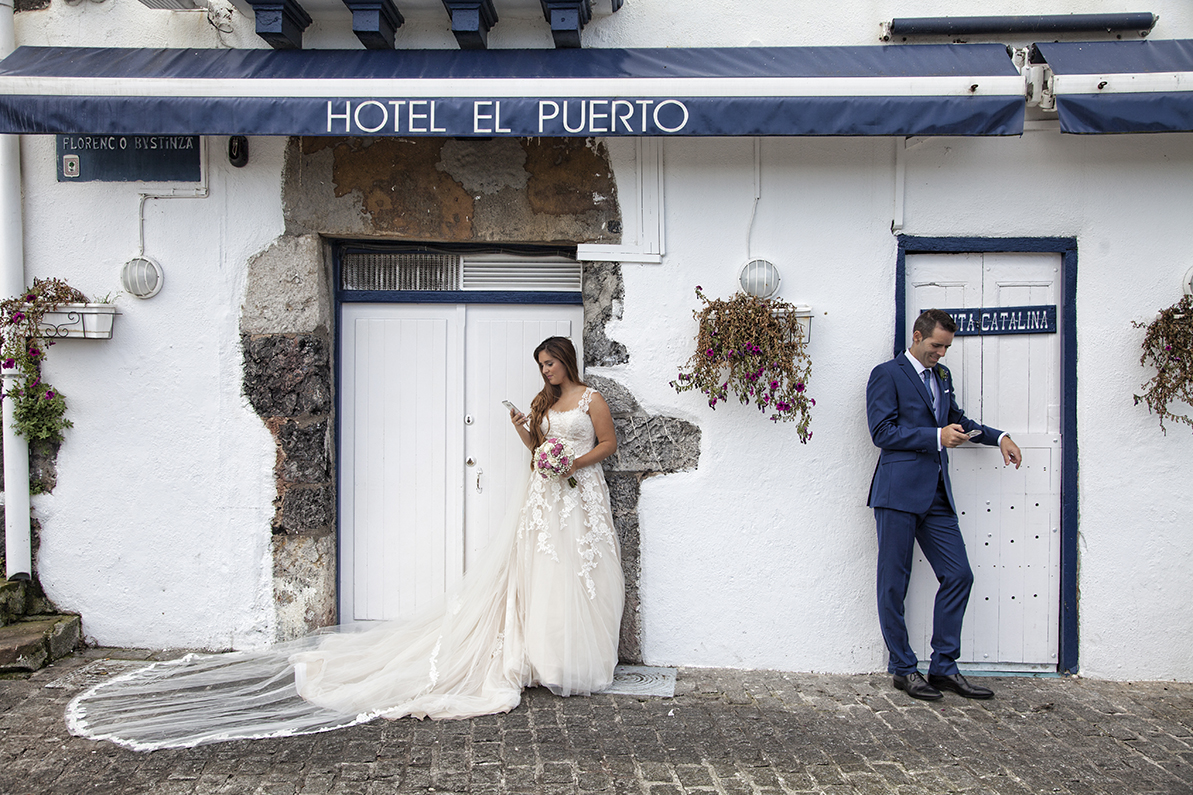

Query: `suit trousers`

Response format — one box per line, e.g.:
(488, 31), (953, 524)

(874, 477), (974, 676)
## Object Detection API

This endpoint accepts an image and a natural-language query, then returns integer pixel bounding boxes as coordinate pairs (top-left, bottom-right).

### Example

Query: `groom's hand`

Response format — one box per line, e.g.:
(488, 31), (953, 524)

(941, 424), (969, 448)
(1000, 436), (1022, 469)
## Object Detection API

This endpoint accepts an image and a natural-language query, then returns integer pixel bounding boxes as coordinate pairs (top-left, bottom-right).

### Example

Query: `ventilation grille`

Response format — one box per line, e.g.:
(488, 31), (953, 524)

(341, 252), (580, 292)
(342, 253), (461, 291)
(462, 257), (581, 292)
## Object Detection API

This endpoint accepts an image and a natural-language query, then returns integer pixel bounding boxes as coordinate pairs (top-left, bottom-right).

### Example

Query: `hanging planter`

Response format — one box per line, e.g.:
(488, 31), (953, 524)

(1133, 294), (1193, 434)
(38, 303), (118, 340)
(0, 278), (115, 443)
(671, 286), (815, 442)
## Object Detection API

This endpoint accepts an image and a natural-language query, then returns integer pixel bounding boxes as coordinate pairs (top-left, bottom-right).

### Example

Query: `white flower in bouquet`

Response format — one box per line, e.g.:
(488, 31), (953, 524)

(534, 436), (577, 488)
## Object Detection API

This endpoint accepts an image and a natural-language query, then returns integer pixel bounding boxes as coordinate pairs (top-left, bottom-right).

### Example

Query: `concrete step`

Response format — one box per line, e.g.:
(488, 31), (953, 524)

(0, 615), (81, 674)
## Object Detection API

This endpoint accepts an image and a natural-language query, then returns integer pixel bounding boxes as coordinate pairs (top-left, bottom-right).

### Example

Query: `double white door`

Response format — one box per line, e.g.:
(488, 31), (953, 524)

(339, 302), (583, 622)
(904, 252), (1062, 672)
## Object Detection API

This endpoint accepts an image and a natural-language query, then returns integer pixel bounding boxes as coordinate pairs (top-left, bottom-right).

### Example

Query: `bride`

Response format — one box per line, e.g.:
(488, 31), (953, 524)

(66, 336), (624, 750)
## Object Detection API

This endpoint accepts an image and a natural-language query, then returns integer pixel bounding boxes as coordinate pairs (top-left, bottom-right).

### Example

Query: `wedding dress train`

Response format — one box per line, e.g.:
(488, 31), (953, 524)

(66, 388), (623, 750)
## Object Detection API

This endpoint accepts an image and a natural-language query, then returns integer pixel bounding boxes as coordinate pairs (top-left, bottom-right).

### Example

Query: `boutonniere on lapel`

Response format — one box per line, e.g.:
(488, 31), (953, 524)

(934, 364), (950, 387)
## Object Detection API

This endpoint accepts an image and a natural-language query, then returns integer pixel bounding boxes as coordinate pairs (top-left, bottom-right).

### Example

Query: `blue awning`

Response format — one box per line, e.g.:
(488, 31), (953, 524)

(0, 44), (1025, 137)
(1034, 39), (1193, 134)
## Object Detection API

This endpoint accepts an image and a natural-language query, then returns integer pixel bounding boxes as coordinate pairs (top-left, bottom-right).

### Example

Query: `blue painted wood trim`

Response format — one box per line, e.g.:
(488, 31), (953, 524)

(341, 290), (582, 305)
(342, 0), (404, 50)
(442, 0), (498, 50)
(1059, 246), (1079, 674)
(543, 1), (593, 49)
(246, 0), (312, 50)
(332, 251), (345, 625)
(896, 235), (1080, 674)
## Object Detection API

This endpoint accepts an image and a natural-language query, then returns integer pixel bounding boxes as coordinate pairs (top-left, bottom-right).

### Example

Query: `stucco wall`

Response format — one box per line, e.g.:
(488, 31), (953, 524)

(901, 131), (1193, 680)
(21, 133), (287, 649)
(8, 0), (1193, 678)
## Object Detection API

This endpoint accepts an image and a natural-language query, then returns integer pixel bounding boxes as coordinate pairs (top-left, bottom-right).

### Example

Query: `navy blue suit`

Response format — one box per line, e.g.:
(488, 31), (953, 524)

(866, 353), (1003, 676)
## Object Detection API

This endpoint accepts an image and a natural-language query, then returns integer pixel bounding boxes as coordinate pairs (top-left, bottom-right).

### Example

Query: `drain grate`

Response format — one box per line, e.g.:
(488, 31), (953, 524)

(599, 665), (677, 698)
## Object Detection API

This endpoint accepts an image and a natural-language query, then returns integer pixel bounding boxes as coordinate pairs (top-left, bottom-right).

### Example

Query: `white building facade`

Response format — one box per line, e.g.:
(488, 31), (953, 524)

(1, 0), (1191, 682)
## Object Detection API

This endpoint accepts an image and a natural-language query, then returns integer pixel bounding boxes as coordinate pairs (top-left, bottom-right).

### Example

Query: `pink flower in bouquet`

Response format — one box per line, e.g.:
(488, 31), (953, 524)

(534, 436), (578, 488)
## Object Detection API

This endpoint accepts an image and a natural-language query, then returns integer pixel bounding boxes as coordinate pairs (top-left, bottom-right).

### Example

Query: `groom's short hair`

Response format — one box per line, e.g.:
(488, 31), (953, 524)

(913, 308), (957, 339)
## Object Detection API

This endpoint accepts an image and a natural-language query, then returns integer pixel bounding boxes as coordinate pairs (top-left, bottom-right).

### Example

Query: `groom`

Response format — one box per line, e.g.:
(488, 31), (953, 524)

(866, 309), (1021, 701)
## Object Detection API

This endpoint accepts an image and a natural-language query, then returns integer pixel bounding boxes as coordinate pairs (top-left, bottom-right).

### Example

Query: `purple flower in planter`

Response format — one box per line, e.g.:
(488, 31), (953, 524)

(45, 390), (55, 400)
(795, 382), (805, 392)
(12, 311), (25, 323)
(25, 294), (36, 303)
(2, 358), (13, 369)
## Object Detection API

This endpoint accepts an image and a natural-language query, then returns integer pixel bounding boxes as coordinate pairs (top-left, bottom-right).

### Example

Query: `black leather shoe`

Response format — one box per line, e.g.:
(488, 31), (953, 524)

(928, 672), (994, 699)
(892, 671), (943, 701)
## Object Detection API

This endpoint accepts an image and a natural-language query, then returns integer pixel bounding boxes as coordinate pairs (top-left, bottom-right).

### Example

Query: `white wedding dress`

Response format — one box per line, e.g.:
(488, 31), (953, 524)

(66, 388), (624, 750)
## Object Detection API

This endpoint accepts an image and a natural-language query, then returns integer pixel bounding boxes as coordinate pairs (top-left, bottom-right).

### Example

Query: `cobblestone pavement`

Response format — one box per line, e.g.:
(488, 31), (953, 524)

(2, 649), (1192, 795)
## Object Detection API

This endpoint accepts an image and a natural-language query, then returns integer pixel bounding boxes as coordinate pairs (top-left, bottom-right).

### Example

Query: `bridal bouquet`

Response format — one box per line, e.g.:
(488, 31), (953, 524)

(534, 437), (577, 488)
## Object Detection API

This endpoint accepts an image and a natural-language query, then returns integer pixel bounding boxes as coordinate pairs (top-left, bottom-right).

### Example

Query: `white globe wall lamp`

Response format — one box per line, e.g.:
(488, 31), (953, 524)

(738, 258), (781, 298)
(122, 256), (164, 299)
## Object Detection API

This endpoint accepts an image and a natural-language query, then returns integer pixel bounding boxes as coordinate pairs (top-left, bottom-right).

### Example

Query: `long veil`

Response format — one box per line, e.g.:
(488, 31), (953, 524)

(66, 474), (540, 751)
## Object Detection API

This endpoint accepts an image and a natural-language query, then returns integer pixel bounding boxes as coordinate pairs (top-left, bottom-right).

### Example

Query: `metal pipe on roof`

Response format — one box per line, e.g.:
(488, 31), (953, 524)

(884, 13), (1158, 40)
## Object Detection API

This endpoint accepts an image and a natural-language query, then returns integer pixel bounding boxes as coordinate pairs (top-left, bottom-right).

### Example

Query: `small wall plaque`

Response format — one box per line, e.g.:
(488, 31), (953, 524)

(56, 135), (201, 182)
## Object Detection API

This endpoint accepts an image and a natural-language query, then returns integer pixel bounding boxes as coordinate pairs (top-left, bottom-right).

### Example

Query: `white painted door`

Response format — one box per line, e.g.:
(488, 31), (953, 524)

(463, 306), (580, 571)
(904, 252), (1062, 672)
(339, 302), (582, 623)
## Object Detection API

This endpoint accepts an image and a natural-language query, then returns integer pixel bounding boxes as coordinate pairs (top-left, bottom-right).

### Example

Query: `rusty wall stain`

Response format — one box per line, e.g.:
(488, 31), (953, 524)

(525, 139), (617, 217)
(314, 137), (475, 240)
(288, 137), (619, 243)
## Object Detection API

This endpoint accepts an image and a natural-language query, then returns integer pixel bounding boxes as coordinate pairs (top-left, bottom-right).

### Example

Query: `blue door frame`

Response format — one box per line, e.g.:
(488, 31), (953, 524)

(895, 236), (1079, 675)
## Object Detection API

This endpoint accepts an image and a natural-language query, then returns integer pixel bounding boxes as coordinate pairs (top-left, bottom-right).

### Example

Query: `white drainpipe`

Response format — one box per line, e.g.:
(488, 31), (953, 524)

(0, 0), (31, 582)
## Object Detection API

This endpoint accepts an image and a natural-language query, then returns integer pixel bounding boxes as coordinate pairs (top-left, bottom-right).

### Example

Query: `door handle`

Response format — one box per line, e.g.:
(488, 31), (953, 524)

(475, 467), (483, 494)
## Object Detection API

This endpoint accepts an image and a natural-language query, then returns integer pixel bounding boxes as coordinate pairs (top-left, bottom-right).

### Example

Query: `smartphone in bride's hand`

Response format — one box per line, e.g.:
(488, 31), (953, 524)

(503, 400), (529, 429)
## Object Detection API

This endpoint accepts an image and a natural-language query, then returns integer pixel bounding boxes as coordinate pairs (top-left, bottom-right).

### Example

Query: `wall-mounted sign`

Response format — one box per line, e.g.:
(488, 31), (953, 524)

(926, 305), (1057, 336)
(56, 135), (201, 182)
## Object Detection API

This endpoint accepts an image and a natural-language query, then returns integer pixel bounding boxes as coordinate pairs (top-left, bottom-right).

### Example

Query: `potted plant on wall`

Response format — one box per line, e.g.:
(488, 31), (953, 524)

(0, 278), (115, 443)
(671, 286), (815, 442)
(1134, 294), (1193, 434)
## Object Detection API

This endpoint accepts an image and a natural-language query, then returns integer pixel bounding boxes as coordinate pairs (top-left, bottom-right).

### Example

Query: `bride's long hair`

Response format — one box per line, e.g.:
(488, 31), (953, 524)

(528, 336), (585, 450)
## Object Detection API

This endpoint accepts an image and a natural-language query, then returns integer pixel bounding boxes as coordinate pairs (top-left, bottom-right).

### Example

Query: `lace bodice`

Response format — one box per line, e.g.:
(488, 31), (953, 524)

(526, 387), (615, 600)
(542, 387), (598, 456)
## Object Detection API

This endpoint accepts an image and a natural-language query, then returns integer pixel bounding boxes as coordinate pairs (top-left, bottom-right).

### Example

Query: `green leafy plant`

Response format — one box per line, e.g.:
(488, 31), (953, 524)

(671, 286), (814, 442)
(0, 277), (89, 443)
(1133, 294), (1193, 434)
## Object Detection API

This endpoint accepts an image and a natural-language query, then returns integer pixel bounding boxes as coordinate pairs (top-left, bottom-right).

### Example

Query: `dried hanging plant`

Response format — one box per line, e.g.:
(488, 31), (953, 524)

(1133, 294), (1193, 434)
(671, 286), (814, 441)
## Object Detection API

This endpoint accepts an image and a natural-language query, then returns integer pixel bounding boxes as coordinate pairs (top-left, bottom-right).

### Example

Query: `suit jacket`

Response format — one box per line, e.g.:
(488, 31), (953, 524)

(866, 355), (1003, 515)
